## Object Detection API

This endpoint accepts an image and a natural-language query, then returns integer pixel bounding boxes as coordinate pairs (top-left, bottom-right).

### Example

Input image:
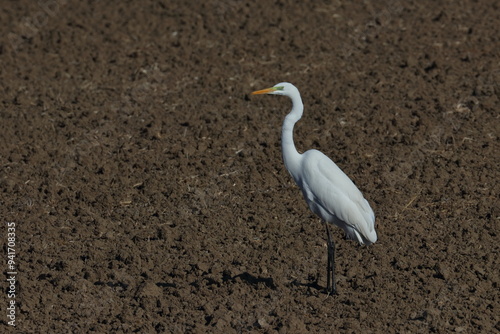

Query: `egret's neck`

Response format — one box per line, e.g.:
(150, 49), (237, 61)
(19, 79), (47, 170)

(281, 96), (303, 178)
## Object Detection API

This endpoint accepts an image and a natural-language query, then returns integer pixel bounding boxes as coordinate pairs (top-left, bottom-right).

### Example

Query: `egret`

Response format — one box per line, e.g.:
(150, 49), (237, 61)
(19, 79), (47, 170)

(251, 82), (377, 294)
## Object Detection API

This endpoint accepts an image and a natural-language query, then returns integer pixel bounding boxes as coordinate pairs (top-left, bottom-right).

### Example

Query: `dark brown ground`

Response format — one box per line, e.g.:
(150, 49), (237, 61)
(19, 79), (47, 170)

(1, 1), (499, 333)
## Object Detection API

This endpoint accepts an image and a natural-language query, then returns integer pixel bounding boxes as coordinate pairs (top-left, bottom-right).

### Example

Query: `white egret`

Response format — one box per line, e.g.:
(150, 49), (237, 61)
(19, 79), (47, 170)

(252, 82), (377, 294)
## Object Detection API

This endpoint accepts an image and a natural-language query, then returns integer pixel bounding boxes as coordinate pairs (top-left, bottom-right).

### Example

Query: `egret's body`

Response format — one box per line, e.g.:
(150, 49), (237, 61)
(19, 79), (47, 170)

(252, 82), (377, 293)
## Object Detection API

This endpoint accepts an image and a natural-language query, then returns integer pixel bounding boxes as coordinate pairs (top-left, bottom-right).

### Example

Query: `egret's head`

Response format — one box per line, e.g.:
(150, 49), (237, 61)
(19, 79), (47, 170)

(251, 82), (298, 97)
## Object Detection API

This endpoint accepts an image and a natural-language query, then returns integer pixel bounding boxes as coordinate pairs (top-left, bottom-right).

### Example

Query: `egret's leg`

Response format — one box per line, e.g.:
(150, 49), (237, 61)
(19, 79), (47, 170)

(324, 222), (336, 294)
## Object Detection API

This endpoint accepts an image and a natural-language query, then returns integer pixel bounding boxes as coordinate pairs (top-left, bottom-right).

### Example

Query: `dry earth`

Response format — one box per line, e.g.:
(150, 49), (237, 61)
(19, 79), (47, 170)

(0, 0), (499, 333)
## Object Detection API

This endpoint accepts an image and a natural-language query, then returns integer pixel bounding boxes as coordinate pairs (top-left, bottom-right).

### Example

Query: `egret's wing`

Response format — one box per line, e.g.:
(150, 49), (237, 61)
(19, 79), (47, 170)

(301, 150), (376, 242)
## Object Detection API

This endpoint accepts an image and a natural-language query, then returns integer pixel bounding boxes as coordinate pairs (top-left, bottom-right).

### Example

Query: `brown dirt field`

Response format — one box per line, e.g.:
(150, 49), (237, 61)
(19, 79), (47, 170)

(1, 1), (499, 333)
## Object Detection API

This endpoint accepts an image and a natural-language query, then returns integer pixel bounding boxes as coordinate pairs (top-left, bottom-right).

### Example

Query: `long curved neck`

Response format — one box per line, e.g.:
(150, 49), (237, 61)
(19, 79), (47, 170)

(281, 95), (303, 178)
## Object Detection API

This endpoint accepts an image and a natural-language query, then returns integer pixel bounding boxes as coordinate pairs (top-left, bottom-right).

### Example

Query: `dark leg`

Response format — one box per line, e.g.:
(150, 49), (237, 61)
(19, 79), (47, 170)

(324, 222), (336, 294)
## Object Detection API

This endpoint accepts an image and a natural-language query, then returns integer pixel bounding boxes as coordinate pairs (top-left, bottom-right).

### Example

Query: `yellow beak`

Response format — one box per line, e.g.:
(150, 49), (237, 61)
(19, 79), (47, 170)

(251, 87), (277, 95)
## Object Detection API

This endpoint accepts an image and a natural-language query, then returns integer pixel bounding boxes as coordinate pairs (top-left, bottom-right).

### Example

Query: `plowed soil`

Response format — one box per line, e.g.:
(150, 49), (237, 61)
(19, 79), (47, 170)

(1, 1), (499, 333)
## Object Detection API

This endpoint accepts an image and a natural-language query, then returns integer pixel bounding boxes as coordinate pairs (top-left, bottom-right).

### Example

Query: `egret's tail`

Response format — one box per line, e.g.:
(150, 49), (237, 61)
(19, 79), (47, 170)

(348, 226), (377, 246)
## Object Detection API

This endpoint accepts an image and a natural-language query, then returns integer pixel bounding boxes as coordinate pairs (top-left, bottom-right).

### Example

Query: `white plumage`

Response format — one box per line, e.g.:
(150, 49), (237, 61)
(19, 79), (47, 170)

(252, 82), (377, 293)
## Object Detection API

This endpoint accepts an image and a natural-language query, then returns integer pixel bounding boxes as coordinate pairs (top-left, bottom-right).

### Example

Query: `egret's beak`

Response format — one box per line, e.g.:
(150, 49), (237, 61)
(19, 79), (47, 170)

(251, 87), (277, 95)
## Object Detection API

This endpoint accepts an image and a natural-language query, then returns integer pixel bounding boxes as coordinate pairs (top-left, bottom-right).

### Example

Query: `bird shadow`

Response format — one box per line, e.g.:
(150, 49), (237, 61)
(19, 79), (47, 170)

(222, 272), (329, 294)
(290, 278), (324, 292)
(224, 272), (277, 290)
